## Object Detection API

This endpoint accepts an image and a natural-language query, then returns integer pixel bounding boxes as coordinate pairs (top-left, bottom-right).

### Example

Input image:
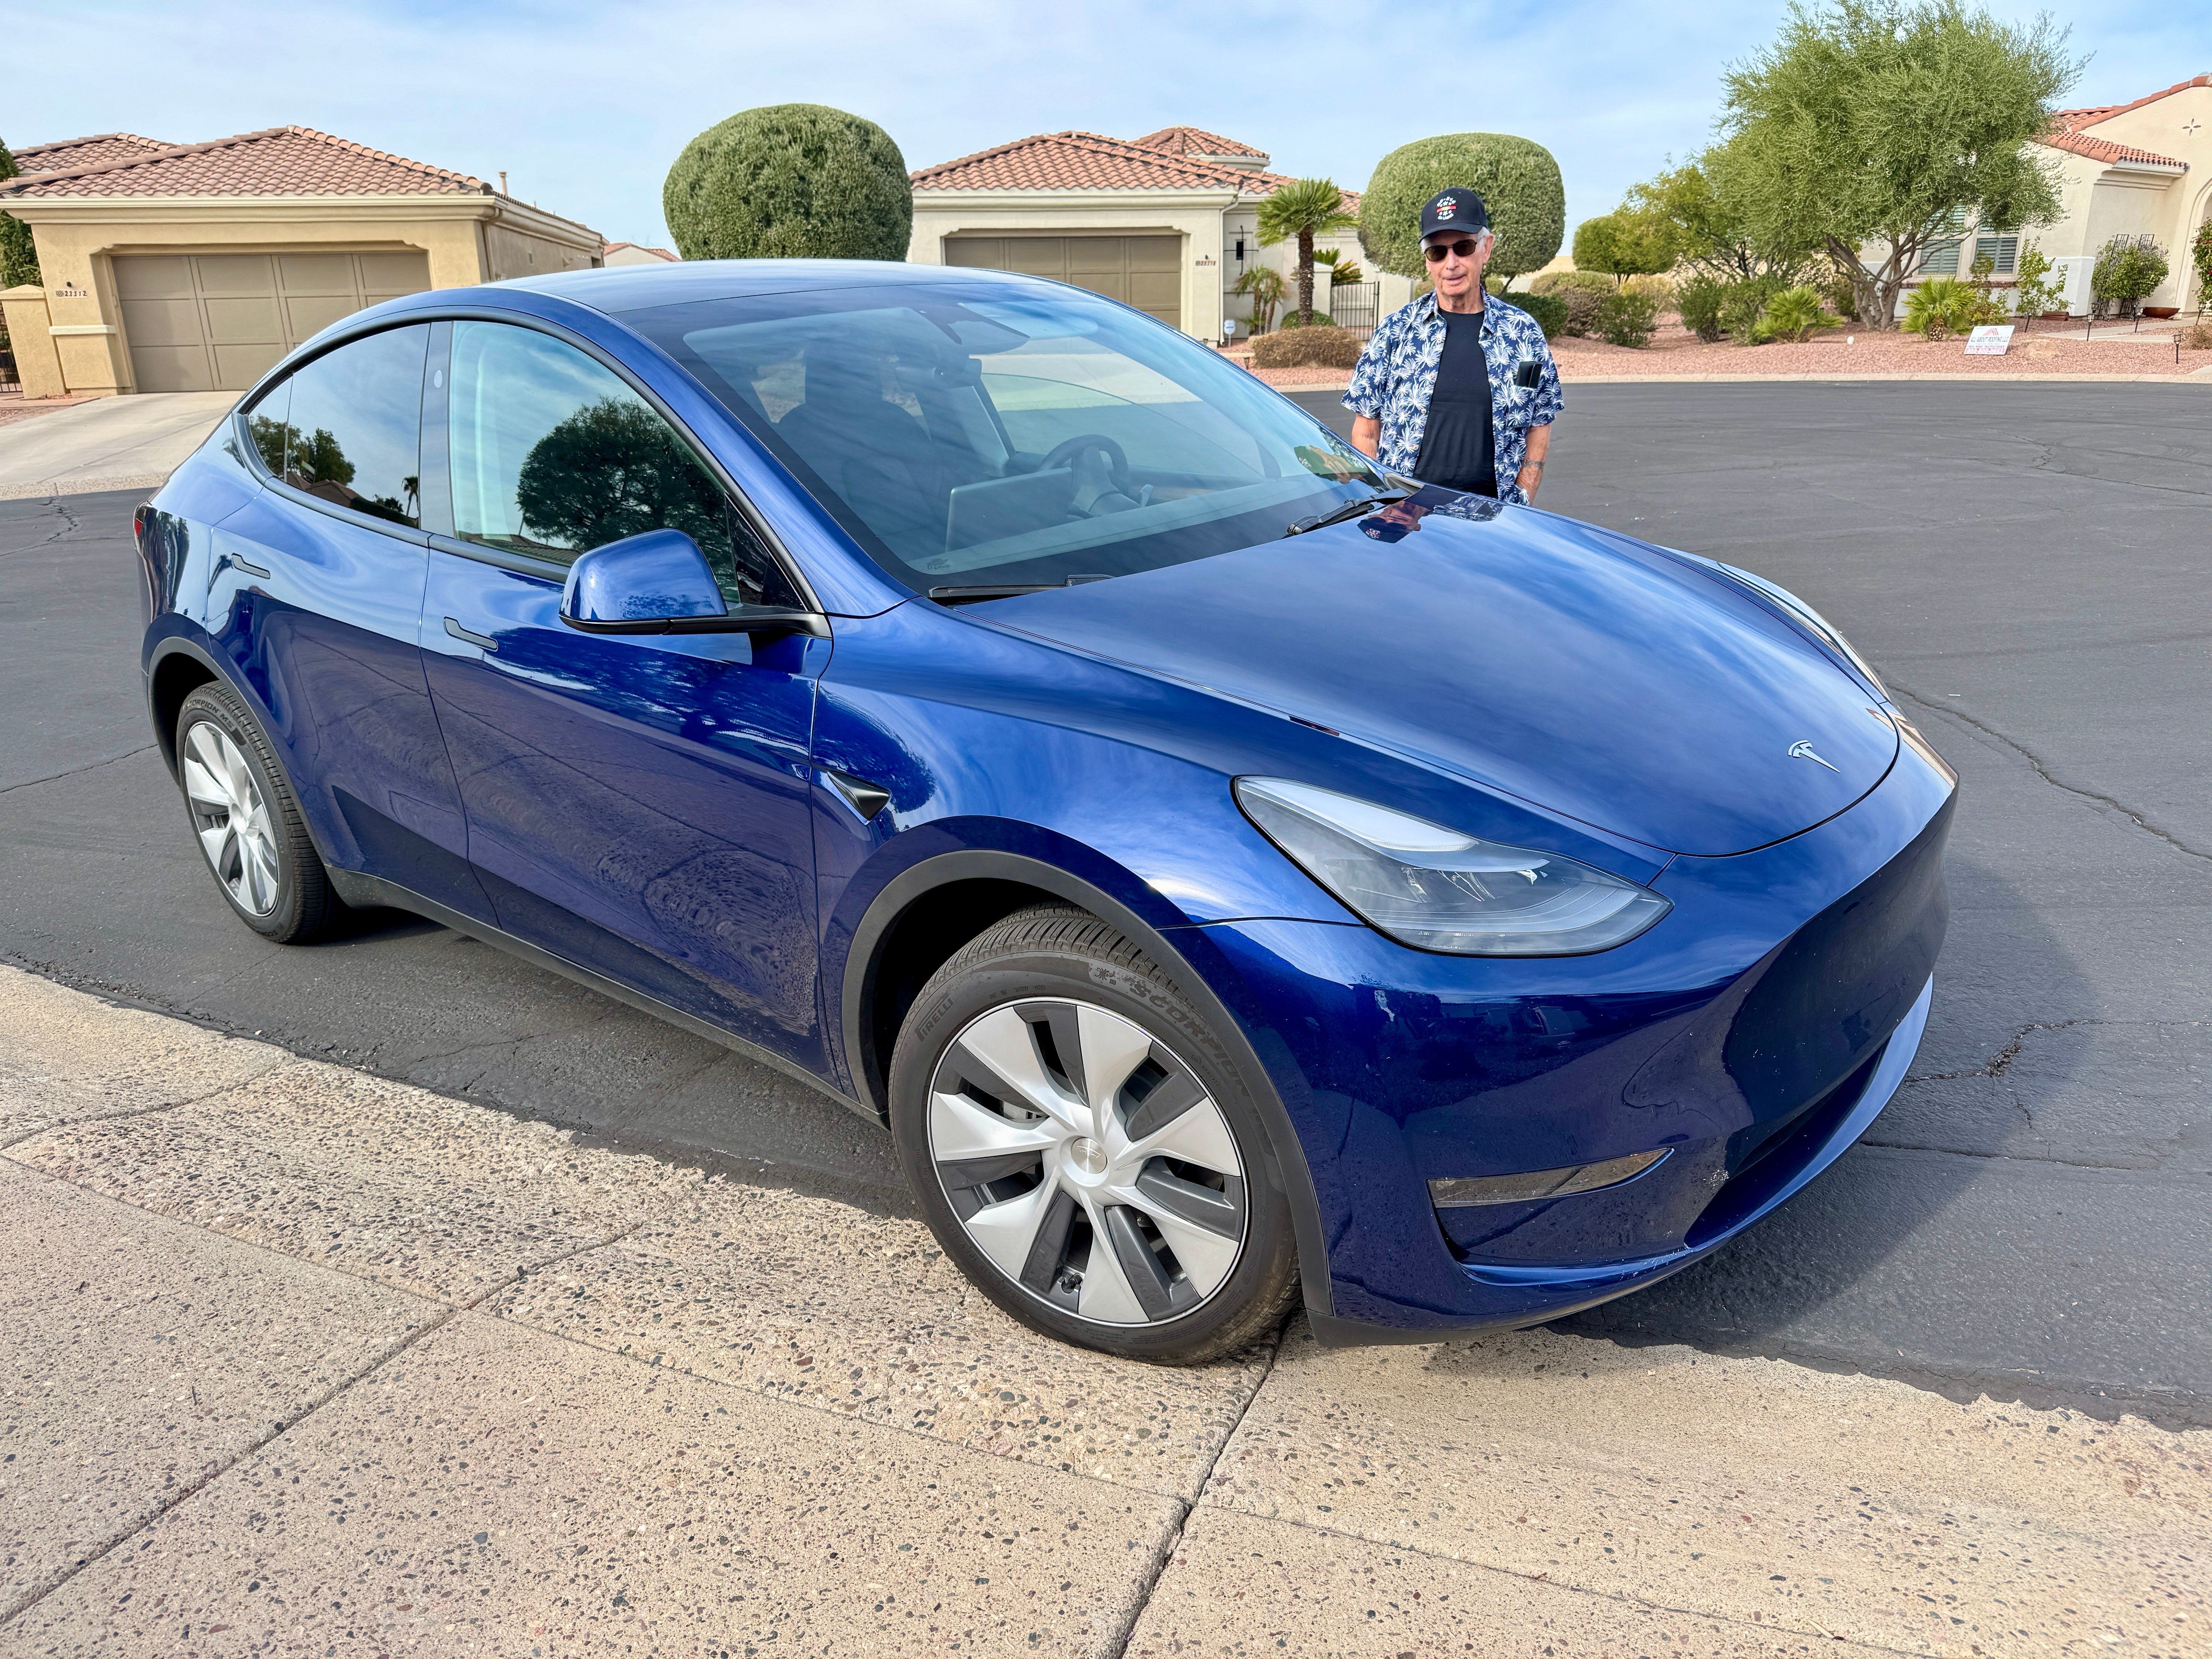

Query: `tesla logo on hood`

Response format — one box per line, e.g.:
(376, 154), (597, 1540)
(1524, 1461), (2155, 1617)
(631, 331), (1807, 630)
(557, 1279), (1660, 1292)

(1788, 740), (1841, 773)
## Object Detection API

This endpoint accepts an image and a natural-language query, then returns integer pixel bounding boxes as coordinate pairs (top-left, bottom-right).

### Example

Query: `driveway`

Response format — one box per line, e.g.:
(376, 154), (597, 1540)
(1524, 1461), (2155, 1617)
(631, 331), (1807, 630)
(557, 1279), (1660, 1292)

(0, 392), (234, 500)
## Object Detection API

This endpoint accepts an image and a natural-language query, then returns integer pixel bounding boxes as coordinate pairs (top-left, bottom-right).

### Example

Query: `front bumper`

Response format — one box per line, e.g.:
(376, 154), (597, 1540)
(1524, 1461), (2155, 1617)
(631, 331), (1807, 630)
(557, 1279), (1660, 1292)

(1180, 721), (1956, 1341)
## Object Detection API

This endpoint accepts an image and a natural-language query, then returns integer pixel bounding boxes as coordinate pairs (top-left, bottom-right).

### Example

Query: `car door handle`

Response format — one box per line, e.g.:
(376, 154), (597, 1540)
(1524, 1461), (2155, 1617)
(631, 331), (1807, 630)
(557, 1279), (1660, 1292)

(443, 617), (499, 653)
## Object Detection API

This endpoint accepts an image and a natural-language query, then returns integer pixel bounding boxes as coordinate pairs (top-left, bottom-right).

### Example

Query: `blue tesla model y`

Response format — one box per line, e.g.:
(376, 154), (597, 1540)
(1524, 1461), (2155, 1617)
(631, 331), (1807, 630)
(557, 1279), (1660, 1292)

(134, 260), (1952, 1361)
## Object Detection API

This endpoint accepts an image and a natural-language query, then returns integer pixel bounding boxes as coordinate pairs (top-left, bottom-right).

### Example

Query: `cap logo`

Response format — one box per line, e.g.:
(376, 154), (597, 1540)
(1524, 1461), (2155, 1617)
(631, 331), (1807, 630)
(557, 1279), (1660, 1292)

(1436, 196), (1457, 215)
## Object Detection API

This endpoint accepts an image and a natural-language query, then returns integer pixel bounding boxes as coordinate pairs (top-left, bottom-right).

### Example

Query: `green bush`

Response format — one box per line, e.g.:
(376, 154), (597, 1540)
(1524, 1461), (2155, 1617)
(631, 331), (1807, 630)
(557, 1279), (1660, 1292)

(1676, 275), (1728, 342)
(1902, 276), (2001, 339)
(1358, 133), (1565, 282)
(2090, 235), (2168, 318)
(1719, 277), (1784, 343)
(663, 104), (911, 261)
(1596, 290), (1661, 347)
(1759, 284), (1833, 343)
(1621, 272), (1675, 307)
(1528, 270), (1612, 298)
(1277, 309), (1334, 329)
(2011, 244), (2060, 317)
(1251, 325), (1365, 369)
(1514, 292), (1568, 340)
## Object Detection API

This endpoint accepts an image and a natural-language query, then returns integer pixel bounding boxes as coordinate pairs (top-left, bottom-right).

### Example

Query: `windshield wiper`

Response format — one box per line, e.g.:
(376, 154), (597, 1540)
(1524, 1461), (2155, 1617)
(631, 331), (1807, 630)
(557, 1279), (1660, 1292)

(1283, 490), (1411, 537)
(928, 575), (1115, 605)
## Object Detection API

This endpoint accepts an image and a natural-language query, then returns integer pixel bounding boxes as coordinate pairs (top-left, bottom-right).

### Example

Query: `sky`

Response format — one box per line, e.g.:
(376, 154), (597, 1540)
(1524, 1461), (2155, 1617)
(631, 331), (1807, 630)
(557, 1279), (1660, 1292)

(7, 0), (2204, 250)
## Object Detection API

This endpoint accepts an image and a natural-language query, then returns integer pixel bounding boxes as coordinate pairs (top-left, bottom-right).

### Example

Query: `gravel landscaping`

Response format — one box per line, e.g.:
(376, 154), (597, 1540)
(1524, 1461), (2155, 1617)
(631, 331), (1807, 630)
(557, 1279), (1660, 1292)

(1235, 314), (2212, 388)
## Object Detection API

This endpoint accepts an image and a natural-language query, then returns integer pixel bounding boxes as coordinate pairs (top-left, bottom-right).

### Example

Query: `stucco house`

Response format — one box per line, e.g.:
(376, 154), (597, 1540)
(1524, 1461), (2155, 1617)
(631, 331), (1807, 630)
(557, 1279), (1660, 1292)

(905, 125), (1408, 341)
(603, 240), (678, 266)
(0, 125), (602, 399)
(1908, 74), (2209, 312)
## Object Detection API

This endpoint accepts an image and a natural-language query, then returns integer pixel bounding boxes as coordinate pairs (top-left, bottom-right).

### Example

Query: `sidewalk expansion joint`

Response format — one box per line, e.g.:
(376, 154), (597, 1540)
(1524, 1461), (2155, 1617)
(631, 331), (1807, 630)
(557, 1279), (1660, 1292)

(1099, 1315), (1293, 1659)
(0, 1302), (459, 1630)
(0, 1059), (305, 1150)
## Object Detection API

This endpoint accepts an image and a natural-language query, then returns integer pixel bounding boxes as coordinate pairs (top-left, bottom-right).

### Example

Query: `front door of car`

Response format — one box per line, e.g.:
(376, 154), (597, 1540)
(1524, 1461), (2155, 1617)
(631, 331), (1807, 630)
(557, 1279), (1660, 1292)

(217, 322), (491, 922)
(417, 319), (828, 1070)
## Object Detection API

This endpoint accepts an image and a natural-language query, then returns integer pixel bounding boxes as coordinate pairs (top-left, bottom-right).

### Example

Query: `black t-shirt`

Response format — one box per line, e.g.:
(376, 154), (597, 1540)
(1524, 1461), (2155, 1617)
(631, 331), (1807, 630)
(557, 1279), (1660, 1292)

(1413, 306), (1497, 497)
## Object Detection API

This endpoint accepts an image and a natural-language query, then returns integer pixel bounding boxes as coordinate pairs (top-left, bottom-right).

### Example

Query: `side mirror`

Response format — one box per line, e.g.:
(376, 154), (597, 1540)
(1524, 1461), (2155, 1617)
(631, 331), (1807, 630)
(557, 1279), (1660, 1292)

(560, 529), (827, 638)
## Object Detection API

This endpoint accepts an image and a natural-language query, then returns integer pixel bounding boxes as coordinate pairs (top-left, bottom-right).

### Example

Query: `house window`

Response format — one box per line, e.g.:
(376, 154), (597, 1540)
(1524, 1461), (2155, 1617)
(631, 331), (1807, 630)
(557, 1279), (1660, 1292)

(1917, 208), (1967, 275)
(1974, 228), (2019, 275)
(1234, 238), (1245, 263)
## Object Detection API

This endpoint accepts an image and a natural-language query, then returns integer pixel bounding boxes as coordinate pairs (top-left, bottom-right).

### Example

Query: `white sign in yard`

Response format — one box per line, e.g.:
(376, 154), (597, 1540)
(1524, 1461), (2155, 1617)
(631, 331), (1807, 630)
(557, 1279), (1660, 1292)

(1965, 325), (2015, 355)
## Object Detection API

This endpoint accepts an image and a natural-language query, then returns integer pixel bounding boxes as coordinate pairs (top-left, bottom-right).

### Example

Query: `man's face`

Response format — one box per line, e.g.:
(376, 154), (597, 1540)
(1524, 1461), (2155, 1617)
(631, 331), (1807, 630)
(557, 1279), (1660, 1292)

(1424, 230), (1492, 299)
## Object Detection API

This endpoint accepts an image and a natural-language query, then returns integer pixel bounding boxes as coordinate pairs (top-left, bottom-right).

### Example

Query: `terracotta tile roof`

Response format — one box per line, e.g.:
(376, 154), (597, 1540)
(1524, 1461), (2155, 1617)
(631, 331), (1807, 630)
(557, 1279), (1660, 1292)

(1130, 126), (1268, 161)
(0, 126), (492, 199)
(604, 241), (679, 261)
(12, 133), (175, 173)
(2041, 128), (2187, 169)
(911, 129), (1358, 213)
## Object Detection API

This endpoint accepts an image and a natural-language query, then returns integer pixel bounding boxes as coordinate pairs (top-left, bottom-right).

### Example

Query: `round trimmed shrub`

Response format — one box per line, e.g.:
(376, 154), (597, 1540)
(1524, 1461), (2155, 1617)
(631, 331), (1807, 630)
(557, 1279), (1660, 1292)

(1252, 325), (1365, 369)
(1358, 134), (1565, 283)
(663, 104), (911, 261)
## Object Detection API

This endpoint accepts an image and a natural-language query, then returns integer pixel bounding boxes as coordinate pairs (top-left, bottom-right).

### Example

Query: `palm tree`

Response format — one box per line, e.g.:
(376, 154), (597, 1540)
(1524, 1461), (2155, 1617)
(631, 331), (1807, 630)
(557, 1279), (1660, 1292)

(1258, 178), (1358, 327)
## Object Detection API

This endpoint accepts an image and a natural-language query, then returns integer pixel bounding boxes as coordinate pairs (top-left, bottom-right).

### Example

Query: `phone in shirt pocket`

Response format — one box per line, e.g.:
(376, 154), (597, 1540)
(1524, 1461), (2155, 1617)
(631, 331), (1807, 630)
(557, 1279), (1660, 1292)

(1513, 359), (1543, 390)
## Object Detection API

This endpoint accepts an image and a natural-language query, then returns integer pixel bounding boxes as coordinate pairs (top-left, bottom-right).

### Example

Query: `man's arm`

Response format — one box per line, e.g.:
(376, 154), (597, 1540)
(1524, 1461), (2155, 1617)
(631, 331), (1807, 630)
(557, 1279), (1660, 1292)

(1516, 422), (1551, 501)
(1351, 415), (1382, 458)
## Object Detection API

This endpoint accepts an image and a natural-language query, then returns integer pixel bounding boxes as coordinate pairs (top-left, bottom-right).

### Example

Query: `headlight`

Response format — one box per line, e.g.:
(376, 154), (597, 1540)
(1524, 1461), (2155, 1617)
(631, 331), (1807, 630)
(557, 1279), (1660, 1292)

(1713, 562), (1886, 697)
(1235, 778), (1671, 956)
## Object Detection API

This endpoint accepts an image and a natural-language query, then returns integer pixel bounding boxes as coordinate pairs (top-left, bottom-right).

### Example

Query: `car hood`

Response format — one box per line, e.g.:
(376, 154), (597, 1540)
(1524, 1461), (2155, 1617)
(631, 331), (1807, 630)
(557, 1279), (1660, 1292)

(980, 506), (1898, 857)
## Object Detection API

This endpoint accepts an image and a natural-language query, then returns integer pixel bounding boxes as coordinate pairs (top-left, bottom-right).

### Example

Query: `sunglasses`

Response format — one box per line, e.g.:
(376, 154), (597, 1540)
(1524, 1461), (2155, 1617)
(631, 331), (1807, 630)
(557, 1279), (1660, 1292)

(1424, 238), (1484, 263)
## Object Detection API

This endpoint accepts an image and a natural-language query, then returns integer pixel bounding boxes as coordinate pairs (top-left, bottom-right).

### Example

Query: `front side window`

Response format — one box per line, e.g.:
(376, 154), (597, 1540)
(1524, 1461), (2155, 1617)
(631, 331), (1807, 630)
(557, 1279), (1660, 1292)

(247, 324), (428, 527)
(631, 282), (1381, 594)
(445, 320), (797, 609)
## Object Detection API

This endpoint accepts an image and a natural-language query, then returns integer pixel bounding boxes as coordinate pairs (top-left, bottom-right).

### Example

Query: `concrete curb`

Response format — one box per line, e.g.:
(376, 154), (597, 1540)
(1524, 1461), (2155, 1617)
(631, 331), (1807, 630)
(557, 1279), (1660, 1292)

(0, 472), (168, 501)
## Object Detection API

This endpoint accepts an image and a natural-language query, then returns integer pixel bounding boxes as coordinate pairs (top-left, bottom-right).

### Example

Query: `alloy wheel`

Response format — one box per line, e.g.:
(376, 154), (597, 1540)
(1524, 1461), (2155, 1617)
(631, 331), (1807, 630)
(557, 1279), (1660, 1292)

(927, 998), (1248, 1326)
(180, 720), (282, 917)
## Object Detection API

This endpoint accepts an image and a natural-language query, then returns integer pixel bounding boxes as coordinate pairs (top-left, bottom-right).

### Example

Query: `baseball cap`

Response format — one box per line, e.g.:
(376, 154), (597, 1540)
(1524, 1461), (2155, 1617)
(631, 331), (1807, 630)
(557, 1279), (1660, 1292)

(1420, 189), (1489, 241)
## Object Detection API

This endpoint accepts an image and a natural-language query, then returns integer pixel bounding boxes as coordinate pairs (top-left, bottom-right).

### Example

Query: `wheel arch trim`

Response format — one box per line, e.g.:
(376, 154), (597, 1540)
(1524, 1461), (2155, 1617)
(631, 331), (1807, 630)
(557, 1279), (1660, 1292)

(840, 847), (1334, 1319)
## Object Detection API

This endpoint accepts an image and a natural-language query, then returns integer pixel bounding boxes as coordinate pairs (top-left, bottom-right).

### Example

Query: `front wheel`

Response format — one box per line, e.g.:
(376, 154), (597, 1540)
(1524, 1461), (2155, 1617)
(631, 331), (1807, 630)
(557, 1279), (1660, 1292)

(889, 905), (1300, 1363)
(174, 680), (341, 944)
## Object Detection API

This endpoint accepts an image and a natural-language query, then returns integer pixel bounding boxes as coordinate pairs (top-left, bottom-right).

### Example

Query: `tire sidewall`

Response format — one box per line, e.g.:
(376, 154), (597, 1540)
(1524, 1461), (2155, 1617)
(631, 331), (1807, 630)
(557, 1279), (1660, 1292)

(175, 683), (314, 941)
(889, 930), (1297, 1362)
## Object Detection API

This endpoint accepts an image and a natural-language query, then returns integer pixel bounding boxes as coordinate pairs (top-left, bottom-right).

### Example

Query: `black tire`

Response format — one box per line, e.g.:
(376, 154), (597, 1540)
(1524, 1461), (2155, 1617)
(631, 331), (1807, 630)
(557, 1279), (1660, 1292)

(173, 681), (342, 944)
(889, 903), (1300, 1363)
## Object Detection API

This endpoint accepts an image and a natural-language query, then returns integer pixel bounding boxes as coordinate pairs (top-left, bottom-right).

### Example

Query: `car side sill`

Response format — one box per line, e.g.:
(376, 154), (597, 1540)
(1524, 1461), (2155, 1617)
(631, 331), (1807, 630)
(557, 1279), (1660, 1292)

(325, 867), (877, 1125)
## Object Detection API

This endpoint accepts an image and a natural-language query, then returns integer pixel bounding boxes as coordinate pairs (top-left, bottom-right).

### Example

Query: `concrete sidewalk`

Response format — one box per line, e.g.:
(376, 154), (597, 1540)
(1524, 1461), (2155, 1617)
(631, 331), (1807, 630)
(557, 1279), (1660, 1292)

(2, 964), (2204, 1657)
(0, 393), (234, 501)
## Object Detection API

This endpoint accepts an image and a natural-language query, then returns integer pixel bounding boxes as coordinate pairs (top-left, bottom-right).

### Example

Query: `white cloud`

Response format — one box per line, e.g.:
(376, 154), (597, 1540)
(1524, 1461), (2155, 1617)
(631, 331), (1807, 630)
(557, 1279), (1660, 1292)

(8, 0), (2201, 247)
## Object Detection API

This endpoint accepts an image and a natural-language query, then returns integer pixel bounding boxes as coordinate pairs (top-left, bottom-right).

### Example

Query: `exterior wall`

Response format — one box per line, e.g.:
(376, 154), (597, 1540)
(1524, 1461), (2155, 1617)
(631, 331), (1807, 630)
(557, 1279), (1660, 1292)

(7, 195), (601, 395)
(0, 285), (65, 398)
(482, 214), (601, 282)
(909, 192), (1240, 342)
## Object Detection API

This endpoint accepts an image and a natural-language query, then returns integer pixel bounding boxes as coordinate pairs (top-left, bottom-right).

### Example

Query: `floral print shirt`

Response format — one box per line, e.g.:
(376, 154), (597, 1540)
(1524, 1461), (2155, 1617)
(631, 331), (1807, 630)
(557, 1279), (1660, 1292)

(1342, 292), (1563, 505)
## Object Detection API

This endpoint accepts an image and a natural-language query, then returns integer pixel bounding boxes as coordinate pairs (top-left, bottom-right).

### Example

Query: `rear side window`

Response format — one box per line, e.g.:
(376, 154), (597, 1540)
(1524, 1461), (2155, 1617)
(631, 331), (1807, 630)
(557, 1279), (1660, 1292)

(247, 324), (429, 527)
(445, 320), (797, 609)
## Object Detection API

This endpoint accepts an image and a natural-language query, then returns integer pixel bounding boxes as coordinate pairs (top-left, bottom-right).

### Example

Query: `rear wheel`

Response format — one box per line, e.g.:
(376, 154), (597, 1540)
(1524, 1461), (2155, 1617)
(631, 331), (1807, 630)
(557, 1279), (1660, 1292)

(889, 905), (1300, 1362)
(175, 681), (340, 944)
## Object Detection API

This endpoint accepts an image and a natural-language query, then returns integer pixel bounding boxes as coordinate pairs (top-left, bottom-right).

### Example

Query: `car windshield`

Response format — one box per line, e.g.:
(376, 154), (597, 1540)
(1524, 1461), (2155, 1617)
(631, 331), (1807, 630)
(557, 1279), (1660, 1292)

(627, 281), (1384, 595)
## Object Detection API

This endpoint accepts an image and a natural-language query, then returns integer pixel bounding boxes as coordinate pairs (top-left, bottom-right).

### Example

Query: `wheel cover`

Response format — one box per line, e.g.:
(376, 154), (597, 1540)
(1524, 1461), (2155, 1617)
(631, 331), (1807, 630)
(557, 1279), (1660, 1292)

(927, 998), (1248, 1327)
(180, 720), (282, 917)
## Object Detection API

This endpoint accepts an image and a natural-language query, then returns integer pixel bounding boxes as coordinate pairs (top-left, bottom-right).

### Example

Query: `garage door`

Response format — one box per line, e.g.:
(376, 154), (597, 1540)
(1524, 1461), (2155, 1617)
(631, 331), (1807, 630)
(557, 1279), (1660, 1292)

(114, 251), (433, 393)
(944, 236), (1181, 330)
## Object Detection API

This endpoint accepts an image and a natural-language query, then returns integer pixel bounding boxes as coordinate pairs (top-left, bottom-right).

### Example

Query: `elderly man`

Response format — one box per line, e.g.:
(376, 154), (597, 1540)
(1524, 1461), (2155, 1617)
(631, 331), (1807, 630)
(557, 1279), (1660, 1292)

(1344, 189), (1561, 505)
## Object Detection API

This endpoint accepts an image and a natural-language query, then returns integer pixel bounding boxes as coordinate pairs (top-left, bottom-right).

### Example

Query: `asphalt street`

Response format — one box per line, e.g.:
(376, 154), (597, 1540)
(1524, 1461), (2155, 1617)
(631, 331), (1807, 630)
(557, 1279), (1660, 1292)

(3, 382), (2206, 1425)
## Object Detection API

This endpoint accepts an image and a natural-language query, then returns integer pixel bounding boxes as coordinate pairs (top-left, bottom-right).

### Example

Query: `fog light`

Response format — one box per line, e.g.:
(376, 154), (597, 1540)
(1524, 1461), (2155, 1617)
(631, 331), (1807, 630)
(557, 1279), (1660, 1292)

(1428, 1148), (1669, 1208)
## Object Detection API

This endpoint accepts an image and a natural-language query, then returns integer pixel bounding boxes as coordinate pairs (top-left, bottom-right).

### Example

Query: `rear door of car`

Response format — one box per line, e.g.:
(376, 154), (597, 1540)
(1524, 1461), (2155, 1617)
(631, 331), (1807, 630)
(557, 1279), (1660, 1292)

(216, 322), (490, 920)
(416, 317), (830, 1072)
